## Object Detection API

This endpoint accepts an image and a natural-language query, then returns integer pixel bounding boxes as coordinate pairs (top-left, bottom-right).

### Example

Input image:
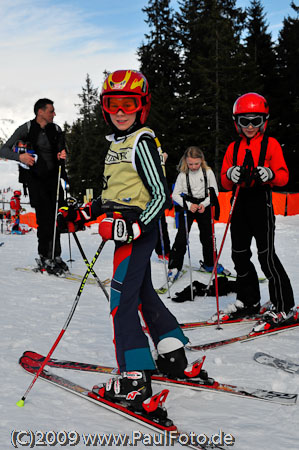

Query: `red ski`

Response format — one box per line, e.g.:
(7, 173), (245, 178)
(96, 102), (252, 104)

(19, 351), (297, 405)
(186, 319), (299, 351)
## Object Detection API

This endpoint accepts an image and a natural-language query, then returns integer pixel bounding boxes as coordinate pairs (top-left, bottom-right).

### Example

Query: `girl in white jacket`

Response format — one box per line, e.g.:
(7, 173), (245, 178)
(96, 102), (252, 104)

(168, 146), (225, 281)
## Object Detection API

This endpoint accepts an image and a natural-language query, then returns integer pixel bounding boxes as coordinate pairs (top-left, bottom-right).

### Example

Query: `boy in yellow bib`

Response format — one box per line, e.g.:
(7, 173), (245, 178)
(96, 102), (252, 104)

(58, 70), (191, 411)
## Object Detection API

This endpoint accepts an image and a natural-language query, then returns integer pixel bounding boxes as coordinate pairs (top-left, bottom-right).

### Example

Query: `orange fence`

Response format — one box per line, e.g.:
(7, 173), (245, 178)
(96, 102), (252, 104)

(18, 192), (299, 229)
(19, 212), (37, 228)
(287, 193), (299, 216)
(215, 191), (299, 222)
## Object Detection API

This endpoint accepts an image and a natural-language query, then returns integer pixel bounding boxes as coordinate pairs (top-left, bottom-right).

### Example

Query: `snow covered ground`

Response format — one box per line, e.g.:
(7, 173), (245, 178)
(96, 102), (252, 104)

(1, 214), (299, 450)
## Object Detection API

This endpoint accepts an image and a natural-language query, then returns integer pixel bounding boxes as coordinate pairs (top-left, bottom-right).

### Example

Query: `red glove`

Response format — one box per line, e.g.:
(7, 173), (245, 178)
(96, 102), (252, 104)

(57, 204), (92, 233)
(99, 216), (141, 243)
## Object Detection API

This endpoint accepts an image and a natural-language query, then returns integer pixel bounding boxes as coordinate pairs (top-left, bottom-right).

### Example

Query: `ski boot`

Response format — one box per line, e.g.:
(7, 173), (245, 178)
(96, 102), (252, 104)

(35, 256), (47, 273)
(252, 307), (299, 333)
(54, 256), (70, 274)
(92, 370), (153, 411)
(92, 376), (173, 427)
(156, 347), (214, 385)
(167, 268), (182, 283)
(156, 346), (188, 379)
(199, 260), (231, 276)
(35, 256), (65, 276)
(158, 253), (169, 262)
(210, 300), (261, 322)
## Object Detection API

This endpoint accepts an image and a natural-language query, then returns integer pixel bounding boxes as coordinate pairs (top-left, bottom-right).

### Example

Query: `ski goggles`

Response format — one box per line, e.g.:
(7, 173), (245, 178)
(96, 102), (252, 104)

(237, 115), (265, 128)
(102, 95), (142, 114)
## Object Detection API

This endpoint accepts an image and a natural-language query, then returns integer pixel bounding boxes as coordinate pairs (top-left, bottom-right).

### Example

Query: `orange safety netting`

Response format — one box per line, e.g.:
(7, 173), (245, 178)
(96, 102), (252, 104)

(272, 192), (286, 216)
(286, 193), (299, 216)
(19, 212), (37, 228)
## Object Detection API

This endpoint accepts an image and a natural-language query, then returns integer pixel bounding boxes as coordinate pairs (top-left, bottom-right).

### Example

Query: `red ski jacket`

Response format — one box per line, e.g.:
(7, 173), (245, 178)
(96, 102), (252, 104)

(221, 132), (289, 191)
(10, 196), (21, 215)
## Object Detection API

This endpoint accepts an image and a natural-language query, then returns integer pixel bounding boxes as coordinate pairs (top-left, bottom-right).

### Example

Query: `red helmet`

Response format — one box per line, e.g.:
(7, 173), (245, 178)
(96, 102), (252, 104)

(233, 93), (269, 134)
(14, 190), (21, 196)
(100, 70), (151, 125)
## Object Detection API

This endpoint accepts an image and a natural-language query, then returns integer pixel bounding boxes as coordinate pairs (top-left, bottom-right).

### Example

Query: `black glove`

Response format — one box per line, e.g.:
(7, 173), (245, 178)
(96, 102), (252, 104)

(255, 166), (274, 183)
(57, 203), (92, 233)
(226, 166), (243, 184)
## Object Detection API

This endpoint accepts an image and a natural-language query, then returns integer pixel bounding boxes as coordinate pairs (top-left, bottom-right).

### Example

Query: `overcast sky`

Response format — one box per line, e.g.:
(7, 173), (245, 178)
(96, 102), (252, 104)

(0, 0), (296, 191)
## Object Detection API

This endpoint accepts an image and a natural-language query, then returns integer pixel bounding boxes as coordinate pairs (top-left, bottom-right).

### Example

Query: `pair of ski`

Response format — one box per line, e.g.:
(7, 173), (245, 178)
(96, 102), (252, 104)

(15, 266), (110, 286)
(20, 353), (230, 450)
(179, 299), (271, 329)
(180, 316), (258, 330)
(19, 350), (297, 450)
(185, 316), (299, 351)
(155, 266), (266, 295)
(194, 265), (267, 283)
(20, 351), (297, 407)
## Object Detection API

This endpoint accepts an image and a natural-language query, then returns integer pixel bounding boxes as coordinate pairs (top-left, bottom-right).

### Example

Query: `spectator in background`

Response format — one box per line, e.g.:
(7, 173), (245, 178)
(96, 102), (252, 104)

(0, 98), (68, 275)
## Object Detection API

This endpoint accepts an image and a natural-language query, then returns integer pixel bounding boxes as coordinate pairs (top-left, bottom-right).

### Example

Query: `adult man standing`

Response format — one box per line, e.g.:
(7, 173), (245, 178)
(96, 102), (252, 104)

(0, 98), (68, 275)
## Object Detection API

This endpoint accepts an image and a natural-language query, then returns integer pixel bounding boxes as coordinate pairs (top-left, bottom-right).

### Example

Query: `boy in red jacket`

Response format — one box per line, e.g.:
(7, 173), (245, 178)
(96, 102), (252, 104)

(10, 190), (22, 218)
(218, 92), (296, 331)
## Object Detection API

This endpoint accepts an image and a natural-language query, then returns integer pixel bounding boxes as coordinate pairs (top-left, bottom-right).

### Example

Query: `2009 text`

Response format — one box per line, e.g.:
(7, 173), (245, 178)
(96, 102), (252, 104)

(11, 429), (236, 447)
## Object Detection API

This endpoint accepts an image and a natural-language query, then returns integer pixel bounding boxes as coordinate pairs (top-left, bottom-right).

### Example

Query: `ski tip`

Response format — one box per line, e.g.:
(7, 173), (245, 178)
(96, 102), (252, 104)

(16, 399), (25, 408)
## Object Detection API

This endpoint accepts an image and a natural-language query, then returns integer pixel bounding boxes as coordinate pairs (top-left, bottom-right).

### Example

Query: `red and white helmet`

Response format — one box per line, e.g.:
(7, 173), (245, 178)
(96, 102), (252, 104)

(100, 70), (151, 125)
(233, 92), (269, 134)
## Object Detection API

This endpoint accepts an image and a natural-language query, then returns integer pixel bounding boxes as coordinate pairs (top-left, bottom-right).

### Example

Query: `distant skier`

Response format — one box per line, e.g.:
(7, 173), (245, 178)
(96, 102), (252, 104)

(10, 190), (22, 218)
(10, 190), (22, 234)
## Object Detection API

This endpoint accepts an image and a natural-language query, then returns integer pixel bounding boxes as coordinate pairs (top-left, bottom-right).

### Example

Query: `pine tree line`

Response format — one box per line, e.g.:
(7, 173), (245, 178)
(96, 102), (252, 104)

(65, 0), (299, 200)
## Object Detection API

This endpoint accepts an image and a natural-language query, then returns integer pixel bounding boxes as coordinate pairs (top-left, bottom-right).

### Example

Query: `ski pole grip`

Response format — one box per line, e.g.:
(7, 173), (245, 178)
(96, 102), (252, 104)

(180, 193), (188, 210)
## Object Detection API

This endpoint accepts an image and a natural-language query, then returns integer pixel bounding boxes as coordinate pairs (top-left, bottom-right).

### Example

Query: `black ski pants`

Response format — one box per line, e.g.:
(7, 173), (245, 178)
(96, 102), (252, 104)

(230, 186), (294, 313)
(28, 175), (65, 259)
(168, 207), (214, 271)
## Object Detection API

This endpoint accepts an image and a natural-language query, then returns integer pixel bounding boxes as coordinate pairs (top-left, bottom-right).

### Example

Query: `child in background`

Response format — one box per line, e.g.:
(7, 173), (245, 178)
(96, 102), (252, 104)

(10, 190), (22, 219)
(219, 92), (296, 331)
(167, 146), (227, 282)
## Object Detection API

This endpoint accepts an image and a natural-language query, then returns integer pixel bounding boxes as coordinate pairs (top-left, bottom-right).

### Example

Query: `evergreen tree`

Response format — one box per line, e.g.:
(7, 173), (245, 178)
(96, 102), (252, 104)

(275, 2), (299, 191)
(242, 0), (277, 102)
(176, 0), (246, 181)
(65, 74), (109, 201)
(137, 0), (182, 185)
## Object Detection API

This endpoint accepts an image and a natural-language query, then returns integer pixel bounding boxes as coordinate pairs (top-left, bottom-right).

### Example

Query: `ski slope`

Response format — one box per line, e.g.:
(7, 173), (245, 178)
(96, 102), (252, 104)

(1, 214), (299, 449)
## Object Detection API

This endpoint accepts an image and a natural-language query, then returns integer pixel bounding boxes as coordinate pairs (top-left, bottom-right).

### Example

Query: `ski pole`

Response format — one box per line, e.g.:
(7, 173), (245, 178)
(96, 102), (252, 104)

(1, 195), (4, 234)
(16, 239), (107, 407)
(209, 188), (221, 330)
(72, 231), (109, 301)
(158, 218), (171, 298)
(182, 196), (193, 301)
(51, 164), (62, 261)
(205, 185), (240, 292)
